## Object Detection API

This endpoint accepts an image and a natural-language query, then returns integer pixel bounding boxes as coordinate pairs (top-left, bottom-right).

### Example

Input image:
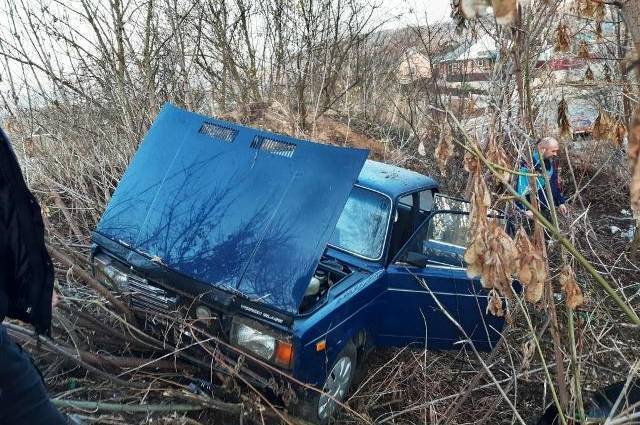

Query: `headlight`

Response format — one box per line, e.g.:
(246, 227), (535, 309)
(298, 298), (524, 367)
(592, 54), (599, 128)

(233, 323), (276, 359)
(94, 254), (129, 291)
(231, 320), (294, 368)
(110, 270), (129, 289)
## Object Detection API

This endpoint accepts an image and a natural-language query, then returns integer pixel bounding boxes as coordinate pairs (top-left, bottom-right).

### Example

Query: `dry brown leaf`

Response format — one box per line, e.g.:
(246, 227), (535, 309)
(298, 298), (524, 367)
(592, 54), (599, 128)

(487, 136), (511, 183)
(615, 121), (627, 146)
(629, 107), (640, 164)
(475, 218), (517, 296)
(465, 173), (490, 279)
(514, 227), (546, 303)
(475, 172), (491, 209)
(487, 289), (504, 317)
(491, 0), (517, 25)
(554, 22), (571, 53)
(435, 124), (454, 175)
(603, 63), (612, 82)
(460, 0), (491, 19)
(632, 160), (640, 215)
(526, 270), (544, 303)
(578, 41), (591, 59)
(464, 160), (518, 299)
(592, 109), (609, 140)
(595, 21), (603, 41)
(464, 150), (481, 175)
(514, 228), (533, 285)
(579, 0), (596, 17)
(560, 265), (584, 309)
(521, 339), (536, 371)
(584, 65), (594, 81)
(593, 110), (625, 146)
(594, 0), (605, 20)
(557, 98), (572, 140)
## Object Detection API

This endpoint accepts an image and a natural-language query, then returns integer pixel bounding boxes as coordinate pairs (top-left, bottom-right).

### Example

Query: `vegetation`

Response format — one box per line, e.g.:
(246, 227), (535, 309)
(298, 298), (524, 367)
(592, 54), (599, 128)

(1, 0), (639, 423)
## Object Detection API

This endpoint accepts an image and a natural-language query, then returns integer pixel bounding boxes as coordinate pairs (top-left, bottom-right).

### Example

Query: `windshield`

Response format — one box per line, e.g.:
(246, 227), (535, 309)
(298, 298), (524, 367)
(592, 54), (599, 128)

(328, 187), (391, 260)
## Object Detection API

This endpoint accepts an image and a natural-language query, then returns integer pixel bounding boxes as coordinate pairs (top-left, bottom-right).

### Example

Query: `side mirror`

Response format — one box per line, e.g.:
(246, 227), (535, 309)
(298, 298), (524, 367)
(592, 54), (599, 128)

(403, 251), (429, 268)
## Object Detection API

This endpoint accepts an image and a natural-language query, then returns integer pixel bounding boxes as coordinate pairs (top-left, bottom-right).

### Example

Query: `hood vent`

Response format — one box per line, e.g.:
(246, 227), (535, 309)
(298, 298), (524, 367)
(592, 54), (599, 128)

(199, 122), (237, 143)
(250, 136), (296, 158)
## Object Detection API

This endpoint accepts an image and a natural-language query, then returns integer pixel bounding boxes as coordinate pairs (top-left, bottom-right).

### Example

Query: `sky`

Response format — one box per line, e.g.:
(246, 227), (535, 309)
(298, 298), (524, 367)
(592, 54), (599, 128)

(377, 0), (452, 29)
(0, 0), (453, 114)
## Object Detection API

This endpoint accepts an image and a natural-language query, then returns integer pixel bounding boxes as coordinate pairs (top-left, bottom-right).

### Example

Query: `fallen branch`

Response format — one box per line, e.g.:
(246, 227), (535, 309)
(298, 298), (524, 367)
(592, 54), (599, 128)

(47, 245), (136, 324)
(51, 399), (204, 413)
(5, 322), (142, 389)
(50, 190), (86, 244)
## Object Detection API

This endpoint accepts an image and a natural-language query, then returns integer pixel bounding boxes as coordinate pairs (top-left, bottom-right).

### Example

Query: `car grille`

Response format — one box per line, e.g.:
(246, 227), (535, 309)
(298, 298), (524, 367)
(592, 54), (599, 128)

(126, 274), (178, 315)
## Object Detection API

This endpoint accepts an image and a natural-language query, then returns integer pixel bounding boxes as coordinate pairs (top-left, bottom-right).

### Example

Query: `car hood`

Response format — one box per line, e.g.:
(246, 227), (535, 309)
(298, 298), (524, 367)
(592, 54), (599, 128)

(95, 103), (368, 314)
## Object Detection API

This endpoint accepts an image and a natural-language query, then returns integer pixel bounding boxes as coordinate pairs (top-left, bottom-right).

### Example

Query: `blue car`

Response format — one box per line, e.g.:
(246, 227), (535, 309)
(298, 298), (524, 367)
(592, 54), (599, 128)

(91, 104), (505, 423)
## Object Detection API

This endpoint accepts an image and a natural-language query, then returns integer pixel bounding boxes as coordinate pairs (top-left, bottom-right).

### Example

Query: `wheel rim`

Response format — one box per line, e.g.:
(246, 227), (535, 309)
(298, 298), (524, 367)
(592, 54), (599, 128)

(318, 356), (353, 420)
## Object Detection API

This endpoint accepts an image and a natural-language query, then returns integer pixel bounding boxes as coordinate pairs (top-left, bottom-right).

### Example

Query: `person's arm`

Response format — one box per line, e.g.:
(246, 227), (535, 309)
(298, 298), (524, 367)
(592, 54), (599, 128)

(550, 163), (567, 215)
(515, 162), (535, 218)
(0, 174), (10, 320)
(1, 130), (55, 335)
(515, 163), (530, 211)
(0, 173), (8, 226)
(0, 169), (27, 303)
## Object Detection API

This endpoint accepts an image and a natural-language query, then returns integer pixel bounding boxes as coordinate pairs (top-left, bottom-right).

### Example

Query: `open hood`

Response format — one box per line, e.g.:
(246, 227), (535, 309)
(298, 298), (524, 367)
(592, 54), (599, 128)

(95, 103), (368, 314)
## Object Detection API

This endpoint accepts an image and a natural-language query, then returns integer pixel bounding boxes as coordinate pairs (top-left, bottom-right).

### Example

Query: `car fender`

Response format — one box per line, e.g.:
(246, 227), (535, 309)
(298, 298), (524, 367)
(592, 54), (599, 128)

(292, 269), (385, 386)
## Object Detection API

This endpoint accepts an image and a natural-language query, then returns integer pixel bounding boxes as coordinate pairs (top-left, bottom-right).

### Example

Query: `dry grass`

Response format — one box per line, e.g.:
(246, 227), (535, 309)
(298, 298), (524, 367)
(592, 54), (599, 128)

(3, 107), (639, 424)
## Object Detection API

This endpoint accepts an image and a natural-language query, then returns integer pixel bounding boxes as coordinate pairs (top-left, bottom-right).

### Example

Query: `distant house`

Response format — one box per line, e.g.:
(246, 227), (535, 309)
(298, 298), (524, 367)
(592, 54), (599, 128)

(397, 34), (497, 86)
(436, 34), (497, 83)
(397, 49), (432, 85)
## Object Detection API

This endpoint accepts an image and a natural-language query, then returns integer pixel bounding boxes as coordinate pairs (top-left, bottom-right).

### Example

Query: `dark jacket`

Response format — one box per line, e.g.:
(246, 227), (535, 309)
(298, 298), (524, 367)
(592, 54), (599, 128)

(0, 128), (54, 336)
(515, 151), (565, 211)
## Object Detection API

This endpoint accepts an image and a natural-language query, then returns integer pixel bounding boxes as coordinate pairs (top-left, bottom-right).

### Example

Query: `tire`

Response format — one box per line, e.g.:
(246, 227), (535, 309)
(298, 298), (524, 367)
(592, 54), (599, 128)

(293, 342), (357, 424)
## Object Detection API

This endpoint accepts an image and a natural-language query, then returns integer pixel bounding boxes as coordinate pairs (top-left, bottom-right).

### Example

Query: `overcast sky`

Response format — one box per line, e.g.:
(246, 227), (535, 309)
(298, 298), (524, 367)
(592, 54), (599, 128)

(377, 0), (452, 29)
(0, 0), (453, 113)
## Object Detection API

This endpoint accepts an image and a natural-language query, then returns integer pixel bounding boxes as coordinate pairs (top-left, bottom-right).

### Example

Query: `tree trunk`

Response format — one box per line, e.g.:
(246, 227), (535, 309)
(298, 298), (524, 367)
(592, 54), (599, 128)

(621, 1), (640, 257)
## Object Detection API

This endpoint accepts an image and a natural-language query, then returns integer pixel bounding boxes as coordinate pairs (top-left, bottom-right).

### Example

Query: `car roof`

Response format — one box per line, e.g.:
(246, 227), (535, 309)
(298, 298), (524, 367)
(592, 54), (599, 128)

(356, 159), (439, 198)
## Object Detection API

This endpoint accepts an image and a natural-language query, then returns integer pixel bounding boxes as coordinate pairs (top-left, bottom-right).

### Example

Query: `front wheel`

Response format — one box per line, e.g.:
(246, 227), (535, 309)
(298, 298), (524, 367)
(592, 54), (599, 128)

(294, 343), (357, 424)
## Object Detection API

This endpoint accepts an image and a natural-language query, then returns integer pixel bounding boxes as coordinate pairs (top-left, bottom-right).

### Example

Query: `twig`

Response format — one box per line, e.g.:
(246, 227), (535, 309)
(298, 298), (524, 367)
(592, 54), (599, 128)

(47, 245), (136, 324)
(5, 322), (141, 389)
(50, 190), (86, 243)
(446, 109), (640, 326)
(51, 399), (204, 413)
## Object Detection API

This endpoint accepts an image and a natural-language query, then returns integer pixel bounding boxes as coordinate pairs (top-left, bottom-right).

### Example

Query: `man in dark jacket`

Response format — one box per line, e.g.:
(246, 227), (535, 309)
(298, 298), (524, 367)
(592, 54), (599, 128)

(515, 136), (568, 220)
(0, 127), (67, 424)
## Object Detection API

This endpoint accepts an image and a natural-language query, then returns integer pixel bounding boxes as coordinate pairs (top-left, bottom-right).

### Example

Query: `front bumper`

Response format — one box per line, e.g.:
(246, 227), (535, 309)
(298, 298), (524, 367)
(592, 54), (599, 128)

(90, 248), (296, 395)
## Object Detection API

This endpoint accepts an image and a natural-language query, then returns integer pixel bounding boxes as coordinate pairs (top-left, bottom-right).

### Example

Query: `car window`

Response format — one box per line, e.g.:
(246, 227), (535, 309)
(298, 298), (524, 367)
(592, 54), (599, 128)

(398, 194), (413, 207)
(434, 194), (470, 212)
(419, 190), (434, 212)
(328, 187), (391, 260)
(427, 212), (470, 247)
(399, 190), (434, 212)
(395, 211), (469, 266)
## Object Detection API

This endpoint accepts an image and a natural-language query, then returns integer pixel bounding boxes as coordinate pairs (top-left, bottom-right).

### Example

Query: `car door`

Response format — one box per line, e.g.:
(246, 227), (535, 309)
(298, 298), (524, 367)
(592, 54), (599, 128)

(450, 268), (505, 351)
(403, 209), (505, 351)
(381, 211), (471, 349)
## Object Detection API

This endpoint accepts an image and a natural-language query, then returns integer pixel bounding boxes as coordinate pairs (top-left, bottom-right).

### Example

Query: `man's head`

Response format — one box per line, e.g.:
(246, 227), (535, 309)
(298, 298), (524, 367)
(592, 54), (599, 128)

(538, 137), (560, 159)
